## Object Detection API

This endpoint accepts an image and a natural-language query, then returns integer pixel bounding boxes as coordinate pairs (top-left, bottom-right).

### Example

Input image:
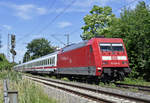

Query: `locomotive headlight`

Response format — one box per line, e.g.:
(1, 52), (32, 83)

(117, 56), (127, 60)
(102, 56), (111, 60)
(97, 67), (102, 72)
(97, 67), (101, 70)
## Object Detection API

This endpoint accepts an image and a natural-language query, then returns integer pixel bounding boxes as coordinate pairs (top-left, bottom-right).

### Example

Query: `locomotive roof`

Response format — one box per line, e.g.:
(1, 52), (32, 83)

(61, 38), (123, 52)
(61, 40), (88, 52)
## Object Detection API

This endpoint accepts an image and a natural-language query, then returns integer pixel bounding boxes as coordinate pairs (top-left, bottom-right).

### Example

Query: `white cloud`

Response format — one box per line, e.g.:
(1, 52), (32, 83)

(63, 0), (109, 7)
(56, 0), (113, 13)
(13, 4), (47, 20)
(37, 8), (47, 15)
(0, 2), (47, 20)
(2, 25), (12, 30)
(58, 21), (72, 28)
(47, 0), (99, 14)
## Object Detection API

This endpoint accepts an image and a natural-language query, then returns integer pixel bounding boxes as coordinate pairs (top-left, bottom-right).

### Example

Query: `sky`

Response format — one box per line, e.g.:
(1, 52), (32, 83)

(0, 0), (149, 63)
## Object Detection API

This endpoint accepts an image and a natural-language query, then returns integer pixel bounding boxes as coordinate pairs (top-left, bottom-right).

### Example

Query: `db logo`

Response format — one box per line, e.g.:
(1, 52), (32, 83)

(112, 56), (117, 60)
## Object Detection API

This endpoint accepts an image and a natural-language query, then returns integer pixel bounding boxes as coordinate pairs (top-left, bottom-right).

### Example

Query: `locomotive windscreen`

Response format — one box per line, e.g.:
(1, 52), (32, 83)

(100, 43), (124, 51)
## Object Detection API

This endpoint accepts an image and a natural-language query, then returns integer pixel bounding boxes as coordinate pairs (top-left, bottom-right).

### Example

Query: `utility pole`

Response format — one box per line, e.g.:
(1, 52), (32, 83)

(65, 34), (69, 45)
(7, 34), (10, 61)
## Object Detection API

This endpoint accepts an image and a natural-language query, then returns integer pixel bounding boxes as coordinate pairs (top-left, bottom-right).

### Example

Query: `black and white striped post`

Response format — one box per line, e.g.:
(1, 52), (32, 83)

(3, 80), (9, 103)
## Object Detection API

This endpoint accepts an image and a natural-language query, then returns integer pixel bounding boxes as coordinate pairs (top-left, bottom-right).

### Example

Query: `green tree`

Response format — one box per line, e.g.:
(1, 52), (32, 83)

(23, 51), (31, 63)
(109, 1), (150, 80)
(23, 38), (56, 62)
(81, 5), (115, 40)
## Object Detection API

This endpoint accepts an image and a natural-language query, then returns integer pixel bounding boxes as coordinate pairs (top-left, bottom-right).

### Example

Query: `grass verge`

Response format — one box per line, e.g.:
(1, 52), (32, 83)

(117, 77), (150, 86)
(0, 70), (57, 103)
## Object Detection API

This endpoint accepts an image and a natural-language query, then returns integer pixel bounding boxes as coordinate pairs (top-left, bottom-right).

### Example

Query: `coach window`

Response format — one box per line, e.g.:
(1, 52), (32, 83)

(45, 60), (46, 65)
(54, 57), (56, 65)
(43, 60), (44, 65)
(48, 59), (49, 65)
(49, 58), (50, 65)
(44, 60), (46, 65)
(43, 60), (45, 65)
(46, 60), (47, 65)
(52, 57), (55, 65)
(49, 58), (51, 65)
(46, 59), (48, 65)
(41, 61), (43, 65)
(52, 57), (53, 65)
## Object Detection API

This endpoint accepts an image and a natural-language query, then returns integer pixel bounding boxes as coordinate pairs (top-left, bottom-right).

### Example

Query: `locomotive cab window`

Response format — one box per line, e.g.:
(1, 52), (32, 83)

(112, 44), (124, 51)
(100, 43), (124, 51)
(100, 43), (111, 51)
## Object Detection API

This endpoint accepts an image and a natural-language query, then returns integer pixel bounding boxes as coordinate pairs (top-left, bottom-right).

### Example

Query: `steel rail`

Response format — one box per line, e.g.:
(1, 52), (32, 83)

(25, 74), (150, 103)
(115, 83), (150, 92)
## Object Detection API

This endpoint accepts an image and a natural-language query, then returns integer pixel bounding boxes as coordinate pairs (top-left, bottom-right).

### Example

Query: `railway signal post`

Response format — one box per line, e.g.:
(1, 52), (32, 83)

(10, 34), (16, 63)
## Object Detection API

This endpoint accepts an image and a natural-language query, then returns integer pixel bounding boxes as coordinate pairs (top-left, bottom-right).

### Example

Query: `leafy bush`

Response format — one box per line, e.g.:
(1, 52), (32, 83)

(0, 54), (15, 71)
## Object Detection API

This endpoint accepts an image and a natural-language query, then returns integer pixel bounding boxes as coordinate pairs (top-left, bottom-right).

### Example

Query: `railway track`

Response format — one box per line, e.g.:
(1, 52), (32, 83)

(115, 83), (150, 92)
(25, 74), (150, 103)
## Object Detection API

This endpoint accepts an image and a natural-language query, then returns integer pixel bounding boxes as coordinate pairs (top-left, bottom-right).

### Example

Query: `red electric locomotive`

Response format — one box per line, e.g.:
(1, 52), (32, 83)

(57, 38), (131, 82)
(14, 37), (131, 82)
